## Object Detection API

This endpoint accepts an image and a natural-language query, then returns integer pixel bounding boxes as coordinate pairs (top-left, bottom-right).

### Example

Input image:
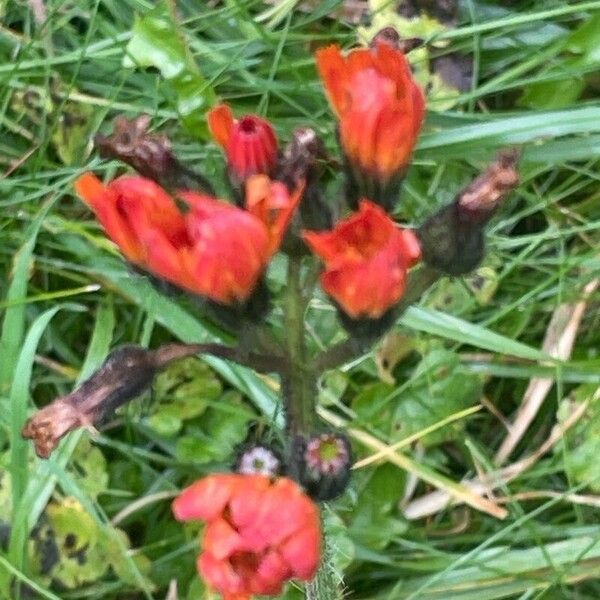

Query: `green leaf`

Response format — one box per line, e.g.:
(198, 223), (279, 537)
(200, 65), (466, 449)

(349, 464), (407, 550)
(148, 357), (222, 436)
(324, 510), (355, 574)
(35, 498), (154, 590)
(124, 3), (217, 138)
(565, 13), (600, 67)
(392, 350), (481, 446)
(68, 439), (108, 501)
(0, 199), (55, 395)
(558, 384), (600, 492)
(519, 78), (585, 110)
(43, 498), (106, 589)
(417, 106), (600, 157)
(99, 527), (153, 588)
(386, 535), (600, 599)
(9, 305), (73, 575)
(400, 306), (550, 361)
(176, 391), (253, 464)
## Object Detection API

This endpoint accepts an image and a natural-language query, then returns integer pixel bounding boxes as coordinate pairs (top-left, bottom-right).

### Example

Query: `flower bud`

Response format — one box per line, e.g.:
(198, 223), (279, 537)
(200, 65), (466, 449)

(418, 150), (519, 275)
(95, 114), (214, 193)
(208, 104), (278, 198)
(290, 432), (352, 501)
(316, 39), (424, 211)
(234, 443), (282, 477)
(277, 127), (333, 239)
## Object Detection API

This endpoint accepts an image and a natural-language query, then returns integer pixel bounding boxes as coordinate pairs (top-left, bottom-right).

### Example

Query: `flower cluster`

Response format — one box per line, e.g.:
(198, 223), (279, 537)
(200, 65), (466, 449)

(71, 41), (426, 596)
(52, 30), (519, 600)
(173, 474), (321, 600)
(52, 30), (516, 600)
(76, 37), (424, 326)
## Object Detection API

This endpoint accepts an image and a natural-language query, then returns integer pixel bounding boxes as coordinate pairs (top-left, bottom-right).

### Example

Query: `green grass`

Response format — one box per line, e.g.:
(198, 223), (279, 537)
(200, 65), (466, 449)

(1, 0), (600, 599)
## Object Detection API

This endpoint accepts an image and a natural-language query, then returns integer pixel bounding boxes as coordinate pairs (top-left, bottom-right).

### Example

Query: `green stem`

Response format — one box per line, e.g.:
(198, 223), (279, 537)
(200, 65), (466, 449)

(282, 256), (344, 600)
(305, 545), (344, 600)
(283, 256), (316, 437)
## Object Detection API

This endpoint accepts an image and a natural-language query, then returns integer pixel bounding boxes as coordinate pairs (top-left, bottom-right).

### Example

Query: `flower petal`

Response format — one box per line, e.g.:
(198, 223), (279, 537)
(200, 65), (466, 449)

(204, 518), (244, 560)
(198, 552), (247, 597)
(281, 525), (321, 580)
(208, 104), (234, 149)
(74, 173), (144, 263)
(315, 45), (350, 116)
(172, 474), (237, 522)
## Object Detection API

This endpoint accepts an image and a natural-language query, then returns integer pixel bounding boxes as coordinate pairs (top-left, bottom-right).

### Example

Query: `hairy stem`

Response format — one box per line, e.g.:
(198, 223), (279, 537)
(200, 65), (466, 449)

(283, 256), (317, 437)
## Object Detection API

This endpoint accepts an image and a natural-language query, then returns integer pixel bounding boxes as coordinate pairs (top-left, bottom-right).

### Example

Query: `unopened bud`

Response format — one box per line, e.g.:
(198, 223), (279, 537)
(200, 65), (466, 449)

(418, 150), (519, 275)
(290, 432), (352, 501)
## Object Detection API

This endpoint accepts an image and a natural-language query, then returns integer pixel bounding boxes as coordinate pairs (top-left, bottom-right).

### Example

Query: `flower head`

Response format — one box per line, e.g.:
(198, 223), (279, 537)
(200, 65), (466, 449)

(173, 474), (321, 600)
(208, 104), (278, 187)
(235, 444), (281, 477)
(75, 173), (298, 305)
(316, 40), (424, 208)
(303, 201), (421, 319)
(290, 432), (352, 501)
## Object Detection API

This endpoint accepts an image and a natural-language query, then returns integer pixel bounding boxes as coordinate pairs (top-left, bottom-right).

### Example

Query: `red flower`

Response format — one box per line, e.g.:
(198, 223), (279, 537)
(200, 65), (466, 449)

(316, 41), (424, 194)
(75, 173), (297, 305)
(173, 474), (321, 600)
(303, 201), (421, 319)
(208, 104), (278, 185)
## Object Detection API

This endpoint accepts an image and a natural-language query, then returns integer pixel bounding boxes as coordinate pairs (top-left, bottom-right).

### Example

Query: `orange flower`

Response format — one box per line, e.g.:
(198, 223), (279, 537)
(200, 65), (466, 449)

(303, 201), (421, 319)
(316, 41), (424, 207)
(75, 173), (298, 305)
(245, 174), (304, 255)
(173, 474), (321, 600)
(208, 104), (278, 186)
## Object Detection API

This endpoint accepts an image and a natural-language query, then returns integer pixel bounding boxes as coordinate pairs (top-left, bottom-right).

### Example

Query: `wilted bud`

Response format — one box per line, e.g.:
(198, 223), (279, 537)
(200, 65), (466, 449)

(290, 432), (352, 501)
(22, 345), (156, 459)
(418, 150), (519, 275)
(275, 127), (333, 254)
(22, 343), (211, 459)
(95, 115), (214, 193)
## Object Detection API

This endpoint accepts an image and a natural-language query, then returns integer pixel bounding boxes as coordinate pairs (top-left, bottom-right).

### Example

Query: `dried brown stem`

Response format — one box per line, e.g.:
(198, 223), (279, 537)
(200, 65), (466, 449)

(22, 343), (283, 459)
